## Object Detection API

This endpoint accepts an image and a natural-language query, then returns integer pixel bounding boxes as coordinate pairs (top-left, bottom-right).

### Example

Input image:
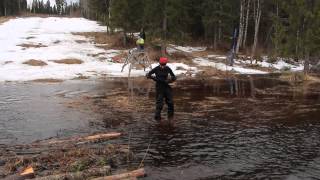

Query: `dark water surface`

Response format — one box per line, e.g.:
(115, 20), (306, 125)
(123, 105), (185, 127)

(0, 76), (320, 179)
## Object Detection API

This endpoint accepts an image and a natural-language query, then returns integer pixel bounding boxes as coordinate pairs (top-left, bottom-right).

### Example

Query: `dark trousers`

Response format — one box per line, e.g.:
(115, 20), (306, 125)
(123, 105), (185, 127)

(155, 85), (174, 120)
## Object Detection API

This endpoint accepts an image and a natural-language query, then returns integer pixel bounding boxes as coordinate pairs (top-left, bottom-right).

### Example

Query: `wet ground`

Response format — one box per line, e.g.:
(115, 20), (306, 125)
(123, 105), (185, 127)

(1, 75), (320, 179)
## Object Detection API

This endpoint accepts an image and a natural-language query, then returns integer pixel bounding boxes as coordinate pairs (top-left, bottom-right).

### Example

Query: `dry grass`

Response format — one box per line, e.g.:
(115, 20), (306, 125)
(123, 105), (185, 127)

(73, 32), (135, 49)
(23, 60), (47, 66)
(196, 66), (231, 79)
(0, 17), (13, 25)
(17, 43), (47, 48)
(1, 143), (129, 178)
(75, 40), (87, 44)
(280, 72), (320, 83)
(73, 75), (90, 80)
(73, 32), (110, 45)
(51, 59), (83, 64)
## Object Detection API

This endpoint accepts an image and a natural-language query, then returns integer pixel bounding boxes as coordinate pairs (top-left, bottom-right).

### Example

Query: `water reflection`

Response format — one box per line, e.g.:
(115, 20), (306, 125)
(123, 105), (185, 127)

(1, 76), (320, 179)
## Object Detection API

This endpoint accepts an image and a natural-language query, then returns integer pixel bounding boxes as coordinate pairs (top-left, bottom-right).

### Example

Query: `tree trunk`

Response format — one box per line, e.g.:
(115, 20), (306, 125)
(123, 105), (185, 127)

(214, 26), (217, 51)
(296, 30), (300, 56)
(243, 0), (251, 48)
(218, 0), (222, 43)
(18, 0), (21, 14)
(236, 0), (245, 54)
(251, 0), (261, 62)
(162, 10), (167, 56)
(304, 53), (310, 74)
(108, 0), (112, 34)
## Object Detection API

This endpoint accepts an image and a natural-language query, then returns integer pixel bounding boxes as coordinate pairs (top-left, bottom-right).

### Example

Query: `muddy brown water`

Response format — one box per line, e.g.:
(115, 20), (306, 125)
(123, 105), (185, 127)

(0, 75), (320, 179)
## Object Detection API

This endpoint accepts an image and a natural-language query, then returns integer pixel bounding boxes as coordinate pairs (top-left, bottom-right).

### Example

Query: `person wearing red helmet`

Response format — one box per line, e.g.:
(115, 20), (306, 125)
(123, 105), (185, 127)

(146, 57), (176, 122)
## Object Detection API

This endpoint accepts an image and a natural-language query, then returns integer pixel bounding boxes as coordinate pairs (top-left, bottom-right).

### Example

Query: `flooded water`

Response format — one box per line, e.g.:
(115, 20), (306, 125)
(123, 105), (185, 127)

(1, 76), (320, 179)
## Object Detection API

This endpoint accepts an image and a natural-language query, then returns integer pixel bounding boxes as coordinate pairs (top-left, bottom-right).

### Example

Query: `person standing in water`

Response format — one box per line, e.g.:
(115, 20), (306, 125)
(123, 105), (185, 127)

(146, 57), (176, 122)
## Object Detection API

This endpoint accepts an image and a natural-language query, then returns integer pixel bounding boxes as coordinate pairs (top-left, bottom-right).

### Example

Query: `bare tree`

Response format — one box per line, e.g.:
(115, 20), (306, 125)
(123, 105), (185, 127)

(236, 0), (245, 54)
(251, 0), (262, 62)
(243, 0), (251, 48)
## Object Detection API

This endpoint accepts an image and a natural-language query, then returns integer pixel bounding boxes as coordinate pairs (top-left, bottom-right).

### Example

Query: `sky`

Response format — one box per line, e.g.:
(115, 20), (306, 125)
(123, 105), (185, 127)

(27, 0), (79, 6)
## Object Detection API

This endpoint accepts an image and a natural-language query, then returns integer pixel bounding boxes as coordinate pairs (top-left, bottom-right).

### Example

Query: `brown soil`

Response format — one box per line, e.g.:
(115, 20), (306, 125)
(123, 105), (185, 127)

(25, 36), (35, 40)
(4, 61), (13, 65)
(23, 60), (48, 66)
(75, 40), (87, 44)
(53, 40), (61, 44)
(51, 59), (84, 65)
(31, 79), (64, 83)
(89, 52), (105, 58)
(17, 43), (47, 48)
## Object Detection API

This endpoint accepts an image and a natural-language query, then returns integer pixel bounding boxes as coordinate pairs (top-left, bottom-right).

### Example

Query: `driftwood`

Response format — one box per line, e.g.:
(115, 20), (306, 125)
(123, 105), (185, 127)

(33, 166), (111, 180)
(36, 133), (121, 146)
(91, 168), (145, 180)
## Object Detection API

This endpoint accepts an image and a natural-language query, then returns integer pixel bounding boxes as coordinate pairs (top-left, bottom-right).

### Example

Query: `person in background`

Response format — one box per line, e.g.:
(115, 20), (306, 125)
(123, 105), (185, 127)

(140, 28), (146, 41)
(146, 57), (176, 122)
(136, 35), (145, 51)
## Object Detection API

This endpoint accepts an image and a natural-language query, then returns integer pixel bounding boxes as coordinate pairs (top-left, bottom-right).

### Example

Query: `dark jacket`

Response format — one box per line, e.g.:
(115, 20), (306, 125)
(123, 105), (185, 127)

(147, 65), (176, 87)
(140, 31), (146, 40)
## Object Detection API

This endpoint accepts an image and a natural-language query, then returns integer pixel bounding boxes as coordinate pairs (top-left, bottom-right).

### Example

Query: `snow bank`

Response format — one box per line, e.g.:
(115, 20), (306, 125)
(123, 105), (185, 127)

(259, 58), (304, 71)
(167, 44), (207, 54)
(193, 57), (268, 74)
(233, 57), (304, 72)
(208, 54), (227, 60)
(207, 53), (304, 73)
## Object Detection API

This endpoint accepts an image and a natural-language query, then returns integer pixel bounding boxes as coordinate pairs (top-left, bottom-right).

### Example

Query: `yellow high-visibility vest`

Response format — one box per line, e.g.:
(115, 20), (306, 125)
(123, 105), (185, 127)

(136, 38), (145, 45)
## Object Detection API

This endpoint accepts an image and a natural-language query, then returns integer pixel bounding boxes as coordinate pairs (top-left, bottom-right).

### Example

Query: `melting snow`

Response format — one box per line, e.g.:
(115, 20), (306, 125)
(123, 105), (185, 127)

(0, 17), (196, 82)
(167, 45), (207, 54)
(193, 57), (268, 74)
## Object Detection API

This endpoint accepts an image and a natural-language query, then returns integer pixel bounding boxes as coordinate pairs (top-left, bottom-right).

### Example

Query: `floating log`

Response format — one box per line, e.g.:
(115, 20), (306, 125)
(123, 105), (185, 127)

(91, 168), (145, 180)
(34, 166), (111, 180)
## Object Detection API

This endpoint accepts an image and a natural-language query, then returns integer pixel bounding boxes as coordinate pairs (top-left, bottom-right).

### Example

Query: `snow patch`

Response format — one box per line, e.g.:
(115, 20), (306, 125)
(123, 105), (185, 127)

(0, 17), (196, 82)
(193, 57), (268, 74)
(208, 54), (227, 60)
(168, 45), (207, 53)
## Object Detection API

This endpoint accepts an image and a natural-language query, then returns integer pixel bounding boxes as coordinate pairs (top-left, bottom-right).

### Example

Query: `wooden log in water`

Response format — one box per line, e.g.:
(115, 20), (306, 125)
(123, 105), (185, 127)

(91, 168), (145, 180)
(34, 166), (111, 180)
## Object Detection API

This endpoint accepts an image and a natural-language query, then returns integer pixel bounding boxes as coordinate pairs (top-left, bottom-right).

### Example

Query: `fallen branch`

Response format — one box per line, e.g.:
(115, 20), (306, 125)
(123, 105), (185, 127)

(34, 166), (111, 180)
(91, 168), (145, 180)
(37, 133), (121, 146)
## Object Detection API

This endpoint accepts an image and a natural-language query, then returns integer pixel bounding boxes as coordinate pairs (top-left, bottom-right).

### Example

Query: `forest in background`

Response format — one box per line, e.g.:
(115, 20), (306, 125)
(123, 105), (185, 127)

(79, 0), (320, 71)
(0, 0), (80, 16)
(1, 0), (319, 72)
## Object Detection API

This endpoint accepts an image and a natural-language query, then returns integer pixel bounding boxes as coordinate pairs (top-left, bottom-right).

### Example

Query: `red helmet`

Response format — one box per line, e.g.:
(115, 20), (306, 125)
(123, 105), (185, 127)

(159, 57), (168, 65)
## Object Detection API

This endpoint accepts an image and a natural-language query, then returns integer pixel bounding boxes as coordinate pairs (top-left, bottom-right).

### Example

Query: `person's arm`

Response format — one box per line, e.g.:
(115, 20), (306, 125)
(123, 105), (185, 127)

(168, 67), (177, 83)
(146, 67), (157, 81)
